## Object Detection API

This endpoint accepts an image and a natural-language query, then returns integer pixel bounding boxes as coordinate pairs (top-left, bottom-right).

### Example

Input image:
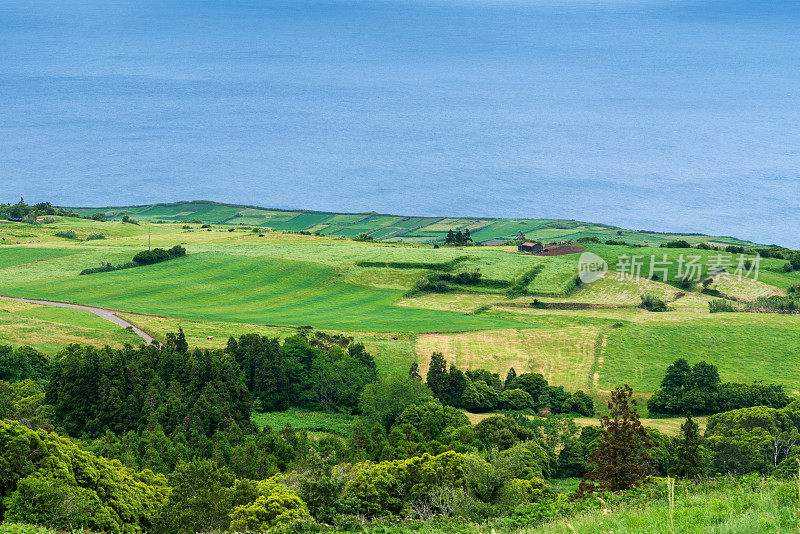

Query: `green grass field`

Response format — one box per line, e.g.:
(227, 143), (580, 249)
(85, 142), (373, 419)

(1, 209), (798, 401)
(251, 409), (355, 436)
(0, 247), (78, 269)
(598, 316), (800, 394)
(0, 252), (528, 332)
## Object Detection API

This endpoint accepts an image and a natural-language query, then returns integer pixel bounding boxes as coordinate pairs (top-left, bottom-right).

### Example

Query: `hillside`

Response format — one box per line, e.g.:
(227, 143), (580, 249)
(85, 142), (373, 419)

(2, 205), (800, 533)
(1, 209), (798, 399)
(65, 200), (761, 247)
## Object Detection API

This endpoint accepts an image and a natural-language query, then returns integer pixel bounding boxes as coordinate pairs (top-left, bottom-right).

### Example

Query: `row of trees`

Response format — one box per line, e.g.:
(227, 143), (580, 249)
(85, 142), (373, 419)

(445, 228), (473, 245)
(424, 354), (594, 416)
(226, 332), (378, 413)
(647, 359), (790, 415)
(133, 245), (187, 265)
(81, 245), (187, 274)
(0, 199), (79, 221)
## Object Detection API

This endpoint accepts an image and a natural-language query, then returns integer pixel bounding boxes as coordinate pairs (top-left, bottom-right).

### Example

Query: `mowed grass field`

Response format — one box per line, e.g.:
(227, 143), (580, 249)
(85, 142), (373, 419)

(0, 252), (531, 332)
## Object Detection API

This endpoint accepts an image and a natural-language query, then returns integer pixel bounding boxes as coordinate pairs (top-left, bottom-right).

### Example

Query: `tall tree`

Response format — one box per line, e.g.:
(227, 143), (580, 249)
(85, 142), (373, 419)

(505, 368), (517, 389)
(444, 364), (467, 406)
(426, 352), (448, 400)
(408, 363), (421, 381)
(175, 327), (189, 353)
(584, 385), (653, 491)
(673, 414), (703, 479)
(661, 358), (692, 393)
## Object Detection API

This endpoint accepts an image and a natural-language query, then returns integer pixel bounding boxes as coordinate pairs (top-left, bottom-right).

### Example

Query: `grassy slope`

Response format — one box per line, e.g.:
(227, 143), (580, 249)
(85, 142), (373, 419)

(0, 253), (527, 333)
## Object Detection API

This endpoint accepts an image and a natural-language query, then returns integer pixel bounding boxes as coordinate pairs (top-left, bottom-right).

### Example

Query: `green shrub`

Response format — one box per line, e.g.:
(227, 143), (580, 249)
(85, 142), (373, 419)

(499, 389), (536, 411)
(639, 292), (667, 312)
(395, 402), (470, 441)
(85, 232), (105, 240)
(132, 245), (186, 265)
(709, 299), (737, 313)
(229, 479), (310, 531)
(0, 420), (168, 532)
(742, 297), (799, 313)
(53, 230), (77, 239)
(342, 451), (466, 516)
(662, 240), (691, 248)
(80, 261), (138, 275)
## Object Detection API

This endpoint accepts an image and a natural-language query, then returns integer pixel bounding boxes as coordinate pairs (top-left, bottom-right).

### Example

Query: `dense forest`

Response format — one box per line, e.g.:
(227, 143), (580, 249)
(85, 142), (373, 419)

(1, 332), (799, 532)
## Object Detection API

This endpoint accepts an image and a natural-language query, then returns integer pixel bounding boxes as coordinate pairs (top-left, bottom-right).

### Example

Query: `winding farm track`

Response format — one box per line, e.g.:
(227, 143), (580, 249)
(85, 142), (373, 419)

(0, 295), (154, 345)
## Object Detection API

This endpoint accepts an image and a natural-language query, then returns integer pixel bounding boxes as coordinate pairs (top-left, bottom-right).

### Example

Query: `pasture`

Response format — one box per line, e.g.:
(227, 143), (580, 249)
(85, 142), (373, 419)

(1, 211), (798, 404)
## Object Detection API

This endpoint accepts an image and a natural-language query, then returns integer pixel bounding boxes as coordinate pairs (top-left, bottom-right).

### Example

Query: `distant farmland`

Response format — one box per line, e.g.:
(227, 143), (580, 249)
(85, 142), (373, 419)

(66, 200), (760, 247)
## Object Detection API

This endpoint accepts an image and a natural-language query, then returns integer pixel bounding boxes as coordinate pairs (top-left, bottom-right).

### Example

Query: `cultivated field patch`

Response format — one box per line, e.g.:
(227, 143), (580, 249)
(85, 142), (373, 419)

(415, 326), (601, 391)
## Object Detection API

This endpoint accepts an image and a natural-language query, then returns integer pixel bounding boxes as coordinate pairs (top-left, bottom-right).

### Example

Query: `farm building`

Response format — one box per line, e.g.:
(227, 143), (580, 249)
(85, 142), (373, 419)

(518, 241), (543, 253)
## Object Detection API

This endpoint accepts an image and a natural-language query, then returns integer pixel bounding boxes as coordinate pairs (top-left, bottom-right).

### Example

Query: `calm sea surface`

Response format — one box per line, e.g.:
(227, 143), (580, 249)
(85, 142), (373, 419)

(1, 0), (799, 245)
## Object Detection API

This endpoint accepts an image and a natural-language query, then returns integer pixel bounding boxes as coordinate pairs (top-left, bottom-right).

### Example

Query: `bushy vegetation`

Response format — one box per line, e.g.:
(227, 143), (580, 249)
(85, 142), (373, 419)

(46, 331), (250, 438)
(445, 228), (473, 245)
(415, 269), (510, 294)
(708, 298), (736, 312)
(425, 355), (594, 416)
(85, 232), (105, 240)
(0, 199), (78, 221)
(132, 245), (186, 265)
(53, 229), (77, 239)
(80, 245), (186, 275)
(356, 256), (469, 271)
(639, 292), (667, 312)
(226, 331), (378, 413)
(2, 332), (800, 532)
(0, 419), (169, 532)
(661, 239), (691, 248)
(742, 296), (800, 313)
(647, 358), (790, 415)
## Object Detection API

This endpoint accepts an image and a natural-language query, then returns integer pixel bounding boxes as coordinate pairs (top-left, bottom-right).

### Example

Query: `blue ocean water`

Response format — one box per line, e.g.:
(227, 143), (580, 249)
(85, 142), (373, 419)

(1, 0), (798, 246)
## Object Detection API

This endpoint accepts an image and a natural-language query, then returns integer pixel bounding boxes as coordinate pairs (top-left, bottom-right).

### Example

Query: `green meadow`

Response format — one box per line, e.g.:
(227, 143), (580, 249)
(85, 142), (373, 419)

(0, 253), (526, 332)
(1, 204), (798, 399)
